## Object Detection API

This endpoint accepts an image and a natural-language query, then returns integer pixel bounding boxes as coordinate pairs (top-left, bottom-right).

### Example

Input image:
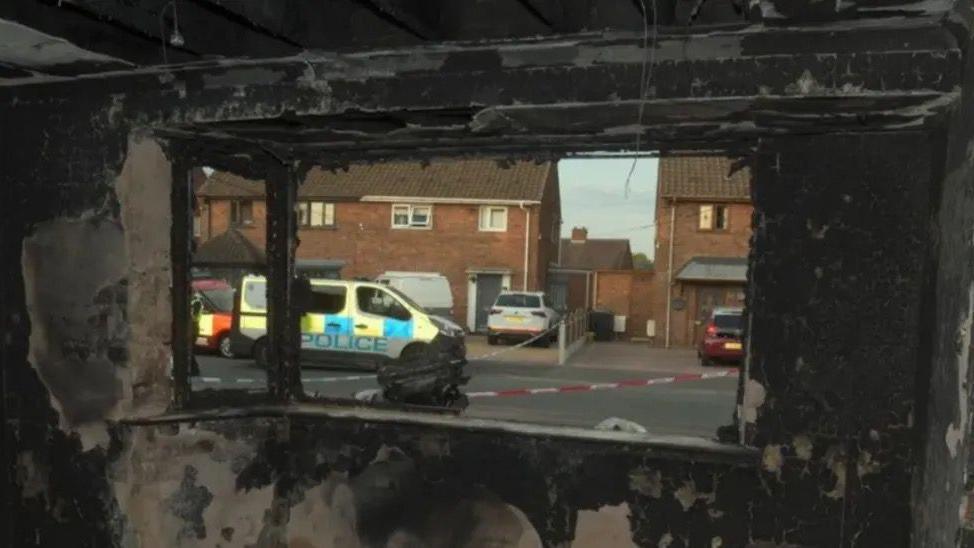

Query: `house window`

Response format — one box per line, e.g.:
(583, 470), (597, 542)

(699, 204), (729, 231)
(230, 200), (254, 226)
(478, 206), (508, 231)
(392, 204), (432, 228)
(297, 201), (335, 227)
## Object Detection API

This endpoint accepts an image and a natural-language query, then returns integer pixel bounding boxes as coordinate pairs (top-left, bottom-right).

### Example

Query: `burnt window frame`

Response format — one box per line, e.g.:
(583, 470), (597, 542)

(171, 155), (304, 408)
(165, 140), (752, 451)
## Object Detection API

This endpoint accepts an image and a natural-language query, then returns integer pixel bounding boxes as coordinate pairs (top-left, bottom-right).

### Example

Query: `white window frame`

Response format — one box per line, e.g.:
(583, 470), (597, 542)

(699, 204), (729, 231)
(391, 204), (433, 229)
(297, 201), (335, 228)
(478, 206), (508, 232)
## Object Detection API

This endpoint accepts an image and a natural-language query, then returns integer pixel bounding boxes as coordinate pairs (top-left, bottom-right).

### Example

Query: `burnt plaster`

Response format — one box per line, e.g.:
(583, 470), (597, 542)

(2, 10), (974, 548)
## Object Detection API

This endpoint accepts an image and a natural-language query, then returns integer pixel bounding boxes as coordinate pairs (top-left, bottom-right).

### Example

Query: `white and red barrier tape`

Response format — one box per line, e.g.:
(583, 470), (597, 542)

(194, 368), (739, 397)
(465, 368), (739, 398)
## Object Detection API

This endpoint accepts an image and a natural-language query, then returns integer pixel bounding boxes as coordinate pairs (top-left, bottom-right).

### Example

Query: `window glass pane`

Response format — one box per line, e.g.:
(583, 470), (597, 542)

(310, 202), (323, 226)
(699, 205), (713, 230)
(324, 203), (335, 226)
(243, 281), (266, 310)
(411, 206), (431, 226)
(393, 205), (409, 226)
(357, 287), (411, 320)
(241, 201), (254, 223)
(489, 208), (505, 228)
(200, 287), (234, 312)
(715, 205), (728, 229)
(308, 285), (346, 314)
(496, 294), (541, 308)
(297, 202), (309, 226)
(714, 312), (743, 329)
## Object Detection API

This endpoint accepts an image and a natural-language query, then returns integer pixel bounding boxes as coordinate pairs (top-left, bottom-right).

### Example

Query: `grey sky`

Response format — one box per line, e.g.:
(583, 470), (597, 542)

(557, 158), (659, 257)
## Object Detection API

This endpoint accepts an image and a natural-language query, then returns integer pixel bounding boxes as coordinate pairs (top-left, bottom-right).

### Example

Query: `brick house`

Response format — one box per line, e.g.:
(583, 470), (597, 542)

(548, 227), (633, 311)
(196, 159), (561, 332)
(652, 156), (752, 347)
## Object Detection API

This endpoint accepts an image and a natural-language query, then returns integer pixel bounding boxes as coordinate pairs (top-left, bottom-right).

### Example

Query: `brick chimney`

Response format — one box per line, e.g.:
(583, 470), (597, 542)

(571, 226), (588, 242)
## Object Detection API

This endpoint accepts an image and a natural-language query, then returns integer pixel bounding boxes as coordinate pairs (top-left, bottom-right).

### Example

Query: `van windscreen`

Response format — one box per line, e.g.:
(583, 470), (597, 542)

(201, 288), (234, 312)
(496, 294), (541, 308)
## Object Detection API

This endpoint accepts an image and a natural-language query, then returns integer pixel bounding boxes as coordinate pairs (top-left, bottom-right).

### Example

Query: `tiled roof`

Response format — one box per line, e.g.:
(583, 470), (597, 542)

(197, 159), (553, 202)
(558, 238), (634, 270)
(194, 229), (265, 267)
(658, 157), (750, 201)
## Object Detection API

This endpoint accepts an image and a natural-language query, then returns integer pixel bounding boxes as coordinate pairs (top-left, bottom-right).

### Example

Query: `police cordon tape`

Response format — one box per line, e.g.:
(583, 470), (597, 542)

(196, 368), (740, 397)
(467, 317), (566, 361)
(465, 368), (739, 398)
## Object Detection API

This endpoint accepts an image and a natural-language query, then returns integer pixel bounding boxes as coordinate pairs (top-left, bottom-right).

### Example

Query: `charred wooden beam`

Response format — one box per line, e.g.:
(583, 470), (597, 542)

(264, 164), (302, 401)
(357, 0), (442, 41)
(61, 0), (300, 59)
(0, 0), (198, 66)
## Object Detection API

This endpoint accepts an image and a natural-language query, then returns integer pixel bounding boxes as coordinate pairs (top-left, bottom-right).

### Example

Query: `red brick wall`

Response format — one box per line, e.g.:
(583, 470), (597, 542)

(201, 198), (268, 251)
(593, 270), (655, 339)
(651, 199), (752, 346)
(200, 197), (559, 329)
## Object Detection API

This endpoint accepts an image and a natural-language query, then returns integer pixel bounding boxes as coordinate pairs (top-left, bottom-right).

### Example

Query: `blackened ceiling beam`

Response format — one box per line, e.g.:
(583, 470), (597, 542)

(515, 0), (560, 29)
(10, 22), (959, 155)
(0, 0), (198, 66)
(356, 0), (442, 41)
(190, 0), (423, 49)
(62, 0), (300, 59)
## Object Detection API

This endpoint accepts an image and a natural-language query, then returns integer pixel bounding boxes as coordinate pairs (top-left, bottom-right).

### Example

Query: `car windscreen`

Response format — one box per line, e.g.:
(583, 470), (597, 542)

(714, 313), (742, 329)
(201, 288), (234, 312)
(496, 294), (541, 308)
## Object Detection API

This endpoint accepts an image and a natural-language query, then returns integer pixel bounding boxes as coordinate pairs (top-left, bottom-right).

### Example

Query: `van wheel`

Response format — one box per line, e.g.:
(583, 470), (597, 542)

(400, 343), (433, 366)
(218, 334), (235, 359)
(253, 338), (269, 369)
(487, 334), (498, 346)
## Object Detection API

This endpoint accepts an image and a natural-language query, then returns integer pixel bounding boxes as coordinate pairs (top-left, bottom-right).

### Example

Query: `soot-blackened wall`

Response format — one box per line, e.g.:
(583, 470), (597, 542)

(2, 28), (974, 548)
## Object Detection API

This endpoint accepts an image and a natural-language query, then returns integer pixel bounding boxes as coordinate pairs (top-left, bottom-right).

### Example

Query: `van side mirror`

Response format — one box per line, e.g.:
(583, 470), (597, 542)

(292, 277), (312, 313)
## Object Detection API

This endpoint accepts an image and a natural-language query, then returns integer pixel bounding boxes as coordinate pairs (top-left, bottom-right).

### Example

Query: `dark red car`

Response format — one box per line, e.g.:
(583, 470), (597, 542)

(698, 307), (745, 366)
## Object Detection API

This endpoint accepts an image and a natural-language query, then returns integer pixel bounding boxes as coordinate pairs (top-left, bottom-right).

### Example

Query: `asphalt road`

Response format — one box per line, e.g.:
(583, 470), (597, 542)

(192, 349), (739, 439)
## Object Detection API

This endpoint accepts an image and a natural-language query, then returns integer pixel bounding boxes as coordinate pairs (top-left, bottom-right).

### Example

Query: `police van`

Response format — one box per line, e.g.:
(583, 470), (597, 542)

(230, 275), (466, 369)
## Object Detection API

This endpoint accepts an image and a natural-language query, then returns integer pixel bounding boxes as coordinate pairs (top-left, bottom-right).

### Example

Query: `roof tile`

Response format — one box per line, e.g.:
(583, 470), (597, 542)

(658, 157), (750, 201)
(557, 239), (633, 270)
(198, 159), (553, 202)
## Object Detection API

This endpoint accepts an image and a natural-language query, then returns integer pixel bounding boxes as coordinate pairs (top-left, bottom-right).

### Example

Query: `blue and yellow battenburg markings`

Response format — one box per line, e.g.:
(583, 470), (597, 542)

(300, 314), (414, 354)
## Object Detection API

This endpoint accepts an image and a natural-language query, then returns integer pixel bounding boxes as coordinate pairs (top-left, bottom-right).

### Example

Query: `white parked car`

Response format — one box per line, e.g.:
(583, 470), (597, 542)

(486, 291), (560, 347)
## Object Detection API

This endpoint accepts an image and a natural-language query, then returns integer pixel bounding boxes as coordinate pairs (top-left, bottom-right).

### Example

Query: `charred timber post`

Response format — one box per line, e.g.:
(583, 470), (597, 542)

(265, 164), (303, 401)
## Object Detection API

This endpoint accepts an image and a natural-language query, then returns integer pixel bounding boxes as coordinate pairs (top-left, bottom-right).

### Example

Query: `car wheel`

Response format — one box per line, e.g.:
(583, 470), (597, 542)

(218, 334), (235, 359)
(699, 354), (712, 367)
(253, 338), (269, 369)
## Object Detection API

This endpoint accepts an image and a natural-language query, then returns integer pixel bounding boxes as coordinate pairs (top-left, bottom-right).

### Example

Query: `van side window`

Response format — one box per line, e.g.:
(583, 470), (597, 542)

(357, 287), (411, 321)
(243, 281), (267, 310)
(308, 286), (346, 314)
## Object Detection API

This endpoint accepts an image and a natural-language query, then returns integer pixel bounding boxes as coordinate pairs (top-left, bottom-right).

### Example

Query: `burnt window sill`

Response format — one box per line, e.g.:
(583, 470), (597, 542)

(121, 401), (759, 467)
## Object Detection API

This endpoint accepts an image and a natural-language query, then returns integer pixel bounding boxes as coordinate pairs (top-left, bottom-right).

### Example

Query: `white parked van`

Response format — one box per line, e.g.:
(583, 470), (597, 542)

(376, 272), (455, 321)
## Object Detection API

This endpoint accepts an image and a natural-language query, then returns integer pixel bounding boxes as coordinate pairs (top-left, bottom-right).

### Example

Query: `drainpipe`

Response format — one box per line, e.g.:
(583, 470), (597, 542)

(520, 202), (530, 290)
(557, 219), (563, 266)
(584, 271), (591, 310)
(593, 270), (599, 308)
(665, 200), (676, 348)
